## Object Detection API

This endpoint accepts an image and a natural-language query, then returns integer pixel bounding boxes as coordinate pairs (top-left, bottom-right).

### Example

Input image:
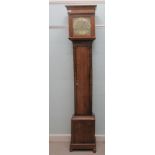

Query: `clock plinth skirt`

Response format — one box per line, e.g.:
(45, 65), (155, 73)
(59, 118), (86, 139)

(66, 5), (96, 153)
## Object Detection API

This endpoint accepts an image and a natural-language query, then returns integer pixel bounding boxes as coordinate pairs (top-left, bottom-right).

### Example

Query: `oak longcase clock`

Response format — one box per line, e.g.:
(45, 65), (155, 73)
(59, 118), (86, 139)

(66, 5), (97, 153)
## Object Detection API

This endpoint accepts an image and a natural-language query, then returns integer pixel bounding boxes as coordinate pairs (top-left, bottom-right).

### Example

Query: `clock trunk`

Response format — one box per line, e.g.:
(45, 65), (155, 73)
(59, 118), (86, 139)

(73, 41), (92, 115)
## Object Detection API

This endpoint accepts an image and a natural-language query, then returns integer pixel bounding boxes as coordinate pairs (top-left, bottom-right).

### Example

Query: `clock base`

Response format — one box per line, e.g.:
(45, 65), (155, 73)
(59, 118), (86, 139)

(70, 115), (96, 152)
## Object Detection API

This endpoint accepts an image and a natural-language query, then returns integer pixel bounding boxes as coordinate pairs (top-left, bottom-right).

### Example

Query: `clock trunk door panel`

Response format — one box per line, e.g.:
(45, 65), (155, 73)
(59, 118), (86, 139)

(74, 45), (92, 115)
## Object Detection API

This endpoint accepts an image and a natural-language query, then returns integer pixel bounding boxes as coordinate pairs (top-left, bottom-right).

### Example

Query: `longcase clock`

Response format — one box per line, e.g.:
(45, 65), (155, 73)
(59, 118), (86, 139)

(66, 5), (97, 153)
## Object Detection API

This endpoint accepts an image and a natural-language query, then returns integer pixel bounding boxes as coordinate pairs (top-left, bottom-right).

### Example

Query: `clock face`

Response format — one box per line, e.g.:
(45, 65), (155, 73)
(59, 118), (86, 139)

(73, 17), (91, 36)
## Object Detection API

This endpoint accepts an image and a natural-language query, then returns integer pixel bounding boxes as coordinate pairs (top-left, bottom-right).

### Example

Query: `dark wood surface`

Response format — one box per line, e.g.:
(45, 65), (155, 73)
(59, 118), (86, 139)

(71, 115), (95, 143)
(70, 115), (96, 153)
(66, 5), (96, 153)
(73, 41), (92, 115)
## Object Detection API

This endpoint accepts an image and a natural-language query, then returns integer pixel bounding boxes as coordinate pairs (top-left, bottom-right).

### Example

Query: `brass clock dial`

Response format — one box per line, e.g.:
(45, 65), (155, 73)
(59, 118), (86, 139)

(73, 17), (91, 36)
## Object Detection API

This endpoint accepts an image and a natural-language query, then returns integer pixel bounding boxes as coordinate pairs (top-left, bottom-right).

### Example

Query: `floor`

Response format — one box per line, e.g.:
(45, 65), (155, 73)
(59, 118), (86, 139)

(49, 142), (105, 155)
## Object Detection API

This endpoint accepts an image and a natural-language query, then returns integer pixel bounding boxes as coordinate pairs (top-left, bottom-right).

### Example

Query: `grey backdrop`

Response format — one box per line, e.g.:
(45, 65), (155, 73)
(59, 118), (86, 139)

(49, 3), (105, 135)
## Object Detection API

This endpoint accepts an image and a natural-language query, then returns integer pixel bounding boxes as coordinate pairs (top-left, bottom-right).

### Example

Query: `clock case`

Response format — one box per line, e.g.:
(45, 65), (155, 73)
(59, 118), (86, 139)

(66, 5), (96, 153)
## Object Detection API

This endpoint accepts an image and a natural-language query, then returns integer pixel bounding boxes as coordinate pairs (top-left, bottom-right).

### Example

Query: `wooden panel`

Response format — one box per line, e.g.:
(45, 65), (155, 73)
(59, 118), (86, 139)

(71, 115), (95, 143)
(73, 42), (92, 115)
